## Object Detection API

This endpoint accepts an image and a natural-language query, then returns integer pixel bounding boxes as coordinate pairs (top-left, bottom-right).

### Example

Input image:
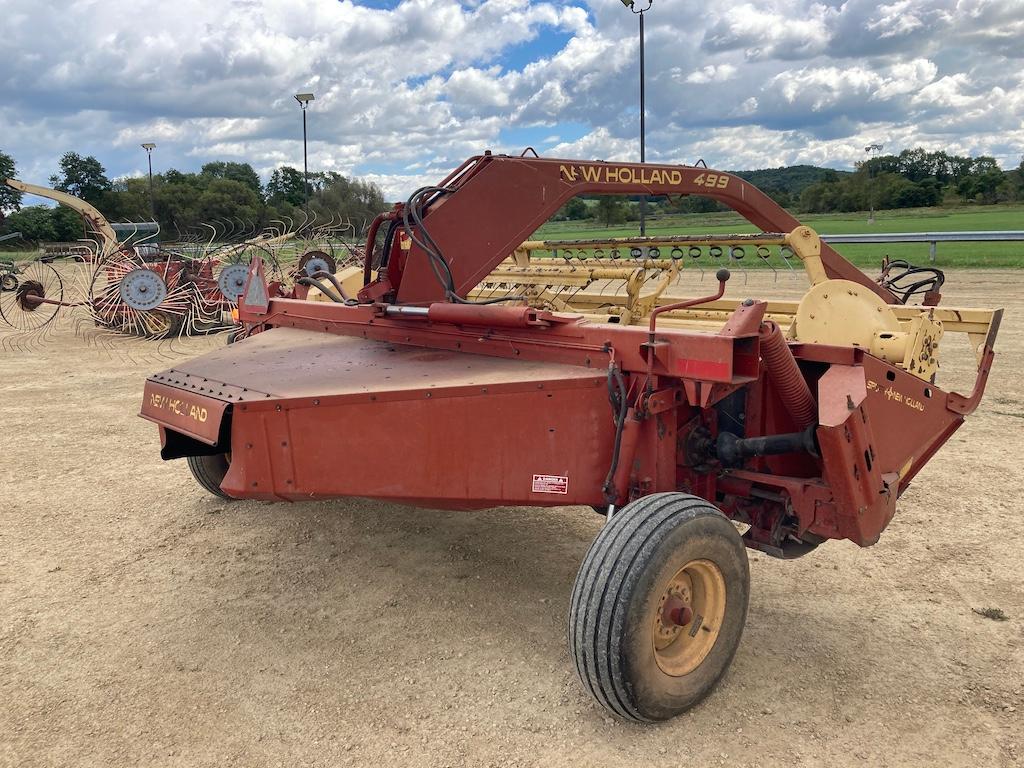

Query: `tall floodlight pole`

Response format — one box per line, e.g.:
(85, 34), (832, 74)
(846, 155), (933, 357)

(622, 0), (653, 236)
(294, 92), (315, 216)
(141, 143), (156, 219)
(865, 143), (884, 224)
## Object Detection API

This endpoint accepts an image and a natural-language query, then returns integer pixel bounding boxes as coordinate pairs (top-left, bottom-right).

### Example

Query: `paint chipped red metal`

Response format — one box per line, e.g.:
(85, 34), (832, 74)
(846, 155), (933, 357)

(140, 381), (228, 446)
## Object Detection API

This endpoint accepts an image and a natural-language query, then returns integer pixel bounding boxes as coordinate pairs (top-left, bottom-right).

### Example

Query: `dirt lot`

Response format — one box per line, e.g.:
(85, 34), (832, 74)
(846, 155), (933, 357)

(1, 270), (1021, 767)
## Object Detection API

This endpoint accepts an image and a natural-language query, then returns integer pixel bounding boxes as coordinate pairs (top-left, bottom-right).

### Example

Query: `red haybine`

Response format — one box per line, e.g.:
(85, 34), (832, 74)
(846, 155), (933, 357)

(140, 153), (1001, 722)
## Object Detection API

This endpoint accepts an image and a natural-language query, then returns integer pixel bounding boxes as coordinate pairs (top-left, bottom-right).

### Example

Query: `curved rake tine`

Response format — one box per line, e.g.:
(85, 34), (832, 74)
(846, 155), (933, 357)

(136, 223), (160, 249)
(727, 246), (749, 285)
(295, 209), (310, 236)
(198, 223), (218, 254)
(779, 245), (797, 272)
(756, 245), (778, 282)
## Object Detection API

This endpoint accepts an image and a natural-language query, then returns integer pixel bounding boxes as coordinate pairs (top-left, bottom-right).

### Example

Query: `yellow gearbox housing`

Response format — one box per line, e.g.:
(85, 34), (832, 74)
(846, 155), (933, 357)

(791, 279), (943, 380)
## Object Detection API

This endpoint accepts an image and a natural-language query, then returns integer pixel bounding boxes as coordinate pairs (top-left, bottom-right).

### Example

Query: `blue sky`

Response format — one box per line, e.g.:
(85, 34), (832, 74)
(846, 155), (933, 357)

(1, 0), (1022, 201)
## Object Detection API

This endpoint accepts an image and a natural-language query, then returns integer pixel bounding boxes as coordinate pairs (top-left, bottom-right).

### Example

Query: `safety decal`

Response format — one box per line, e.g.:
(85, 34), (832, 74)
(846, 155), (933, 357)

(532, 474), (568, 494)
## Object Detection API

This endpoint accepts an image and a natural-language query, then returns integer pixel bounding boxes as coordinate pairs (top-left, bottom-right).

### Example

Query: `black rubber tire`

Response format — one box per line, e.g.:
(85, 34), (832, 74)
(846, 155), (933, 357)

(569, 492), (749, 722)
(186, 454), (232, 499)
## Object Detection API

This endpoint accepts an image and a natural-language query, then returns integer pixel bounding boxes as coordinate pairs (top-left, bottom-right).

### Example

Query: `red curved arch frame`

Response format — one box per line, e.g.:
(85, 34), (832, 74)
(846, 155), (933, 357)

(368, 154), (896, 306)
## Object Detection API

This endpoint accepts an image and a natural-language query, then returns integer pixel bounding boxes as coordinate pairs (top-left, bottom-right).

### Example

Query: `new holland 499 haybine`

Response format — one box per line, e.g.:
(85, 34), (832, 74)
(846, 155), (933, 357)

(139, 153), (1001, 722)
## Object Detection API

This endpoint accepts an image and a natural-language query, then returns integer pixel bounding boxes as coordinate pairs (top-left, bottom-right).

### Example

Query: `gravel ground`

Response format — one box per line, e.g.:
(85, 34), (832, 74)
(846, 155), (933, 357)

(1, 270), (1021, 767)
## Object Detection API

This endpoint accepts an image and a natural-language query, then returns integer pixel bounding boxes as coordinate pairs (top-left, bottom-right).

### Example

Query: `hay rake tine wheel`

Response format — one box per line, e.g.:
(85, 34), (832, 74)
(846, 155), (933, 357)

(86, 247), (195, 339)
(0, 261), (65, 332)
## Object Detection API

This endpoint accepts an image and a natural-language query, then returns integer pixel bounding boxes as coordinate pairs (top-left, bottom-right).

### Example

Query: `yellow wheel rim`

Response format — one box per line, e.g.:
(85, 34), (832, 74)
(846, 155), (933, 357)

(652, 559), (727, 677)
(141, 311), (173, 337)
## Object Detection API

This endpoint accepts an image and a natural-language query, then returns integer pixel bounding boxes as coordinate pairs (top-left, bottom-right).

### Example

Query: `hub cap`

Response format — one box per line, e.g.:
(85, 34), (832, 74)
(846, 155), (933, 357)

(217, 263), (250, 303)
(303, 256), (331, 277)
(16, 280), (44, 311)
(298, 250), (337, 278)
(119, 268), (168, 311)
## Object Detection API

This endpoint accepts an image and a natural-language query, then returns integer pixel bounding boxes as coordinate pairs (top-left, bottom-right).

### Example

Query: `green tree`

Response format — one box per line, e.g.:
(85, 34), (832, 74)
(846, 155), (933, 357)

(973, 168), (1007, 204)
(51, 205), (87, 240)
(196, 178), (263, 223)
(0, 204), (87, 242)
(1, 207), (56, 240)
(1, 205), (58, 241)
(767, 189), (792, 208)
(595, 196), (628, 227)
(0, 149), (21, 212)
(153, 179), (202, 232)
(49, 152), (112, 205)
(893, 179), (942, 208)
(100, 176), (152, 222)
(664, 194), (722, 214)
(266, 166), (307, 207)
(970, 156), (1000, 175)
(956, 176), (978, 203)
(310, 172), (386, 226)
(557, 196), (589, 221)
(201, 162), (262, 196)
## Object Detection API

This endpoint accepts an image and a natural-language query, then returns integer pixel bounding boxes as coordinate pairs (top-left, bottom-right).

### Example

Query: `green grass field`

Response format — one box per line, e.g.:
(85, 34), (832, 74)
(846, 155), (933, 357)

(533, 204), (1024, 268)
(3, 204), (1022, 268)
(0, 250), (38, 262)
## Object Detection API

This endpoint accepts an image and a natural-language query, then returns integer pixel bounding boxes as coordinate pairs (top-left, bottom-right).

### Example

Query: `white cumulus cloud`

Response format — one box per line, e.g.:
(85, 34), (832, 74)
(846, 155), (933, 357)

(0, 0), (1020, 202)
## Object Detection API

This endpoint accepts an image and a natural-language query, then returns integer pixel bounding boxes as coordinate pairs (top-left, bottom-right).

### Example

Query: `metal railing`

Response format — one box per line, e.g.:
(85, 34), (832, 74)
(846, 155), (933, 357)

(820, 231), (1024, 262)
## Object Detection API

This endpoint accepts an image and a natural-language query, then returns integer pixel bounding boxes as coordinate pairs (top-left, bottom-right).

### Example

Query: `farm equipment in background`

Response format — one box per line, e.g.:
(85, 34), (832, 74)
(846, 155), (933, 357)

(0, 258), (66, 332)
(139, 152), (1001, 722)
(1, 233), (26, 292)
(0, 178), (364, 340)
(3, 178), (118, 246)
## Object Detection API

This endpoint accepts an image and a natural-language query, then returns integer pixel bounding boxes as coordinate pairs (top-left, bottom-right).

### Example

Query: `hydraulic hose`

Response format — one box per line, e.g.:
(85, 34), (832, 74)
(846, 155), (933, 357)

(402, 186), (524, 305)
(297, 276), (347, 304)
(602, 364), (629, 505)
(311, 270), (357, 304)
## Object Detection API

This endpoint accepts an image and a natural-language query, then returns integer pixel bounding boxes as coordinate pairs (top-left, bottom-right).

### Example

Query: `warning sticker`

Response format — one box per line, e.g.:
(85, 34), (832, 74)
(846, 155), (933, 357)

(532, 474), (569, 495)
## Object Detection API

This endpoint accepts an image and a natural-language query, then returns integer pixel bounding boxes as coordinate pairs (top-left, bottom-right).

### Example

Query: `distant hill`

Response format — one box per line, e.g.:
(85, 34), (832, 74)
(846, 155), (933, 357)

(731, 165), (852, 199)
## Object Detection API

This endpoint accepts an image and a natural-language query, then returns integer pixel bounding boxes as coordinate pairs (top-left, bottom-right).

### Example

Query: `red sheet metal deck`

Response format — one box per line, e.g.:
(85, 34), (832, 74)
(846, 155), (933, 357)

(147, 327), (608, 403)
(144, 328), (618, 507)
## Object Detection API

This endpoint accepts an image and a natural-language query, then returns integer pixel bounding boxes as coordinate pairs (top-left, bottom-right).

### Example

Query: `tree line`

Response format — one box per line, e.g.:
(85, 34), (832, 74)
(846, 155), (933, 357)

(798, 149), (1024, 213)
(3, 146), (1023, 243)
(0, 149), (387, 244)
(550, 148), (1024, 226)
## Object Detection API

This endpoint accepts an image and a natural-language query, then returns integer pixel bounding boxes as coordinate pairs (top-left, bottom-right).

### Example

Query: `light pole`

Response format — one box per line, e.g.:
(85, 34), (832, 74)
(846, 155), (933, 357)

(865, 143), (883, 224)
(141, 143), (156, 220)
(294, 92), (315, 215)
(622, 0), (653, 236)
